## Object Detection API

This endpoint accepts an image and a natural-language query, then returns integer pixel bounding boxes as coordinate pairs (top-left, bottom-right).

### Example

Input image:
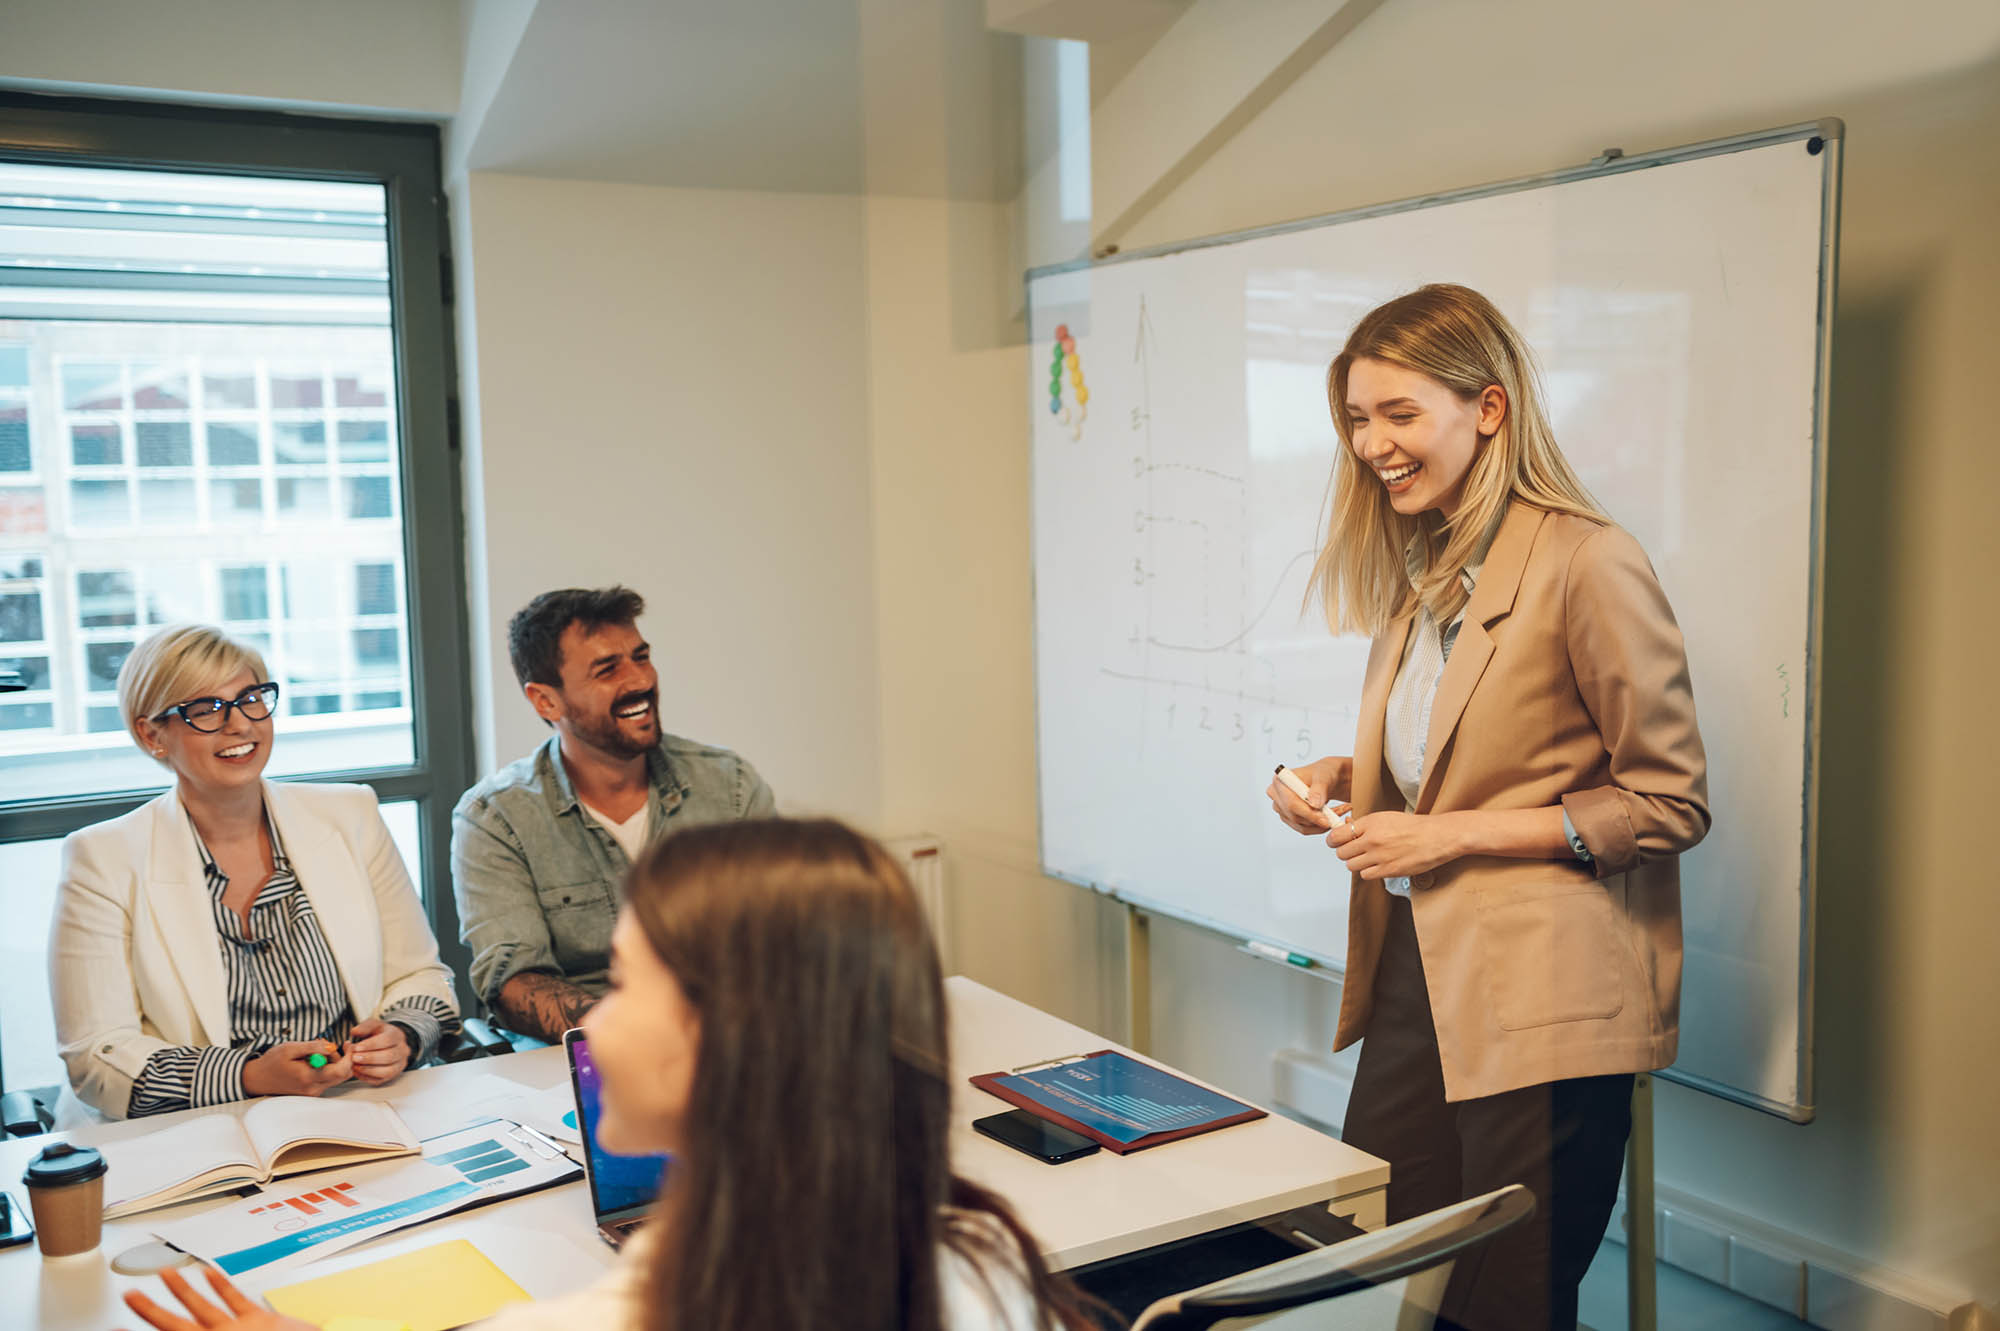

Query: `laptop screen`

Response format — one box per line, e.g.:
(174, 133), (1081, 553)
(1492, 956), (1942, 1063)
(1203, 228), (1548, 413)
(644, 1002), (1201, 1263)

(567, 1032), (672, 1219)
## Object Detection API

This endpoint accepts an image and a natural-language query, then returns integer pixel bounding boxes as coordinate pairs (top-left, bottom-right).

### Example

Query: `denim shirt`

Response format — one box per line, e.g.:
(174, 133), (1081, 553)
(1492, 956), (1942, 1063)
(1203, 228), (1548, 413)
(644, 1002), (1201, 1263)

(451, 731), (775, 1004)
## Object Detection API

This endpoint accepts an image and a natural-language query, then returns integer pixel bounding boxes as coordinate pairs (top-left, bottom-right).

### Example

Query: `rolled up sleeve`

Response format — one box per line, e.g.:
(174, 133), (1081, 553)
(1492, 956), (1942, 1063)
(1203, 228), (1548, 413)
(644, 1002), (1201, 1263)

(1561, 525), (1711, 879)
(380, 995), (457, 1066)
(128, 1044), (259, 1117)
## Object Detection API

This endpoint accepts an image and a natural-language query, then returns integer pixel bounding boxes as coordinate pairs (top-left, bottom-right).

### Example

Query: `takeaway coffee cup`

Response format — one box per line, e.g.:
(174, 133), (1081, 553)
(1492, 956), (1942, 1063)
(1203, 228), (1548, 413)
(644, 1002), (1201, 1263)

(23, 1142), (106, 1257)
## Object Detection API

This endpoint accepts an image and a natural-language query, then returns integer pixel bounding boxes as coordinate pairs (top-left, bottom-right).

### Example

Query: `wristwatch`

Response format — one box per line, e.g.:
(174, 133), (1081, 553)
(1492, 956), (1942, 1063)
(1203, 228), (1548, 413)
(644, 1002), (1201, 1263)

(1562, 808), (1594, 864)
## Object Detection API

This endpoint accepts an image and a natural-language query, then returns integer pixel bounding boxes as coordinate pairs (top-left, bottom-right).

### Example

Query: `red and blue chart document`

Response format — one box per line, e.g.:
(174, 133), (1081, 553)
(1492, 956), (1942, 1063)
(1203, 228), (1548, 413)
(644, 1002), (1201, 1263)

(152, 1121), (579, 1277)
(971, 1050), (1265, 1154)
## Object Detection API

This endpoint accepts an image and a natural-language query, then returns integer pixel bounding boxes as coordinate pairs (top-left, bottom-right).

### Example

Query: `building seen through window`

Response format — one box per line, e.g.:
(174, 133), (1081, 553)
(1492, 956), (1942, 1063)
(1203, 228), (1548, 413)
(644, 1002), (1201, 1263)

(0, 163), (414, 802)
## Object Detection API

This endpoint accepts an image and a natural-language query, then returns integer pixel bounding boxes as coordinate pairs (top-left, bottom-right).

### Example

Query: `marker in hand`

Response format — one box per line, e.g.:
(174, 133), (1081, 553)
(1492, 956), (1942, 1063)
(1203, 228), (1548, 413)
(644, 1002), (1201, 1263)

(1274, 764), (1350, 825)
(307, 1039), (337, 1069)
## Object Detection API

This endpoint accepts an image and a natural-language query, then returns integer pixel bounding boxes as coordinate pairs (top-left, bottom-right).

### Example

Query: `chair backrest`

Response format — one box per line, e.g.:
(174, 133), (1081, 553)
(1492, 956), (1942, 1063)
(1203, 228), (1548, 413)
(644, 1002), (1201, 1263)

(0, 1088), (53, 1138)
(1129, 1185), (1536, 1331)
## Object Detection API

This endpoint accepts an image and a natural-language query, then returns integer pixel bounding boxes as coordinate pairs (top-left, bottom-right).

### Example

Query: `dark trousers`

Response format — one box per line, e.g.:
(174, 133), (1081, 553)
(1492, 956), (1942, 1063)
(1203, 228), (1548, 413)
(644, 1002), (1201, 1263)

(1342, 894), (1634, 1331)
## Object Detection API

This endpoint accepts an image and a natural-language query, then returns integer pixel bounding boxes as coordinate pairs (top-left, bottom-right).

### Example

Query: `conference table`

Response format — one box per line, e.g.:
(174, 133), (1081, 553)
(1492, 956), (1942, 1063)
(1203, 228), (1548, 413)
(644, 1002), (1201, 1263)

(0, 976), (1388, 1327)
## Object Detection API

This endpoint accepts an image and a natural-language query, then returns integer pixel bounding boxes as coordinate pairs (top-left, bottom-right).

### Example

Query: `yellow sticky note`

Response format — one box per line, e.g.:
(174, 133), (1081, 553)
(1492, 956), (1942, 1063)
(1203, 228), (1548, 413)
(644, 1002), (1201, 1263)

(265, 1239), (530, 1331)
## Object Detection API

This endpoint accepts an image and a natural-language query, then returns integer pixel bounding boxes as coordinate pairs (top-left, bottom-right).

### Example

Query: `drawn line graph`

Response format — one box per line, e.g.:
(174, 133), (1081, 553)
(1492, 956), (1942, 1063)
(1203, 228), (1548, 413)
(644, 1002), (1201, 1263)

(1144, 549), (1317, 655)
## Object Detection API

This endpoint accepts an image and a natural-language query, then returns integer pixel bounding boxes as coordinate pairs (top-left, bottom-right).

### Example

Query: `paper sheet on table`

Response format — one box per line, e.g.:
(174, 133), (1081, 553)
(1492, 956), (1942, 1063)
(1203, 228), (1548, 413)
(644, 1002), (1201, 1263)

(265, 1239), (531, 1331)
(154, 1158), (476, 1278)
(388, 1069), (540, 1140)
(394, 1071), (582, 1146)
(242, 1213), (613, 1306)
(154, 1121), (579, 1278)
(489, 1080), (583, 1144)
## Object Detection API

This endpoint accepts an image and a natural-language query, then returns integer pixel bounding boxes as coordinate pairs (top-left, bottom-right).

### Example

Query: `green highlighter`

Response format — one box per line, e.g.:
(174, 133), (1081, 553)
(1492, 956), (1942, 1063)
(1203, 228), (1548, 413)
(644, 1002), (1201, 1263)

(308, 1053), (328, 1068)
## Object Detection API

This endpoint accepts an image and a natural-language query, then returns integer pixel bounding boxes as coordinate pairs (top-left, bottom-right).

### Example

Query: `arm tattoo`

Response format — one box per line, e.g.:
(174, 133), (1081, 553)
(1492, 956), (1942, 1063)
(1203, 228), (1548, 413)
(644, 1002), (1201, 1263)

(495, 971), (599, 1044)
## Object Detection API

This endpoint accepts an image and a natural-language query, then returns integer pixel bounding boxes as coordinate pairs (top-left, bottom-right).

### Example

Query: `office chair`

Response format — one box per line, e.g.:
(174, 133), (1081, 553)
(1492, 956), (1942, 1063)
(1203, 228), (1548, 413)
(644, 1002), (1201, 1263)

(1128, 1184), (1536, 1331)
(0, 1089), (54, 1138)
(437, 1015), (515, 1063)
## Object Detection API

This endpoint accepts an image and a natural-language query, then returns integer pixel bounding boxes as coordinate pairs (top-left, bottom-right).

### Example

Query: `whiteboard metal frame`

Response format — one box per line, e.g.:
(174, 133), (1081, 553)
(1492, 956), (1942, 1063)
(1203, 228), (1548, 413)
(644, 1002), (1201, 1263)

(1025, 120), (1841, 1122)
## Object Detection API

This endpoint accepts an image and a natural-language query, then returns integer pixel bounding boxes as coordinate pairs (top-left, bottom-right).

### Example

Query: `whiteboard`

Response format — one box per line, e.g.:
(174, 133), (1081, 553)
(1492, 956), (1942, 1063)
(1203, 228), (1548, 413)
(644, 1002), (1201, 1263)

(1028, 124), (1838, 1120)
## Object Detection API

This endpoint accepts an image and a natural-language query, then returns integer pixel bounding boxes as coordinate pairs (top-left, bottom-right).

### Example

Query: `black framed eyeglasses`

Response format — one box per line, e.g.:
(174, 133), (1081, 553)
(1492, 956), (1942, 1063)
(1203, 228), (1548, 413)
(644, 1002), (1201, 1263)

(153, 681), (282, 732)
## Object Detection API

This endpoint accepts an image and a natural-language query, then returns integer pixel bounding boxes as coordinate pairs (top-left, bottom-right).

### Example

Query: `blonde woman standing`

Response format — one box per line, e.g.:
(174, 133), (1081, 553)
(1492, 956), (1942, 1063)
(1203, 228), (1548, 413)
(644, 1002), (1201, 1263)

(1266, 285), (1709, 1331)
(50, 624), (458, 1120)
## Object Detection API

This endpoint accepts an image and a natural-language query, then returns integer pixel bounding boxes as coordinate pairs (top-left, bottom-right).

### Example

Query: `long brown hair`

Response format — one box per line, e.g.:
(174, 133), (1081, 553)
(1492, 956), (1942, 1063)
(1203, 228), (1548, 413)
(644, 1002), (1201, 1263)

(624, 818), (1103, 1331)
(1307, 284), (1605, 636)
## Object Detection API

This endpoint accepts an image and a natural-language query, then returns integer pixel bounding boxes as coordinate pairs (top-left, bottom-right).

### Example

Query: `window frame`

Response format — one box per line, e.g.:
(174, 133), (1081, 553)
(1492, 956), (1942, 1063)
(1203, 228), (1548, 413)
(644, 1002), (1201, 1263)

(0, 93), (478, 1022)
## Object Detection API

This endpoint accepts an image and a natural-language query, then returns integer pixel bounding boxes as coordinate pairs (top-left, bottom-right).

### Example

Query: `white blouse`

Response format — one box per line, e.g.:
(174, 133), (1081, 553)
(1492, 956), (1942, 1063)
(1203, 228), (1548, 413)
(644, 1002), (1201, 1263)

(1381, 563), (1480, 897)
(1379, 546), (1597, 893)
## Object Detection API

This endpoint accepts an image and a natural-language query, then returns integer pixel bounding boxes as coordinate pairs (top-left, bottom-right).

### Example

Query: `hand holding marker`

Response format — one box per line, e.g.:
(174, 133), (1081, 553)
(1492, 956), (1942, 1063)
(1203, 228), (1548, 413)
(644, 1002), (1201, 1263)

(1244, 767), (1352, 973)
(1273, 764), (1351, 826)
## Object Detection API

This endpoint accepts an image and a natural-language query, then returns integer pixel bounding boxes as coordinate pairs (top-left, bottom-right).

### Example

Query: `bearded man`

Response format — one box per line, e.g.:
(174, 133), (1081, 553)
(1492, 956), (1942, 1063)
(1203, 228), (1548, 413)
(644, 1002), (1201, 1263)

(451, 586), (774, 1043)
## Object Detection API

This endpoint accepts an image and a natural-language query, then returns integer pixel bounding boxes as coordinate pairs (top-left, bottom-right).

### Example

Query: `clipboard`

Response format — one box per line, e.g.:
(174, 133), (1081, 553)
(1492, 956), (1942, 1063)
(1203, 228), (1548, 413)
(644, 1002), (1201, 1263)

(969, 1049), (1266, 1155)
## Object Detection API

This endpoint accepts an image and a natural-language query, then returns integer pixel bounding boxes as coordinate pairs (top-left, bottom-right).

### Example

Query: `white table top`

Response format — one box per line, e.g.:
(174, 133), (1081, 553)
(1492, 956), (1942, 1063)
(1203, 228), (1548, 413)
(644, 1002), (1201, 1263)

(944, 976), (1386, 1269)
(0, 976), (1386, 1326)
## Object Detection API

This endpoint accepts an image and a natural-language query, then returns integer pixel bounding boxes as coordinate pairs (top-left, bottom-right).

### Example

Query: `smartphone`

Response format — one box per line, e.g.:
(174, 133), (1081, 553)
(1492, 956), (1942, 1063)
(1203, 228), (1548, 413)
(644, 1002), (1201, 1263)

(973, 1109), (1100, 1164)
(0, 1191), (32, 1249)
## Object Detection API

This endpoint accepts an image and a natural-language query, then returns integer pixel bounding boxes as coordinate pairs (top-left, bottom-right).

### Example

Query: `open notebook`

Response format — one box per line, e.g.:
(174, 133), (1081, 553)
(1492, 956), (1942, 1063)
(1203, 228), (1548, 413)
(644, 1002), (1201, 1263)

(100, 1097), (419, 1219)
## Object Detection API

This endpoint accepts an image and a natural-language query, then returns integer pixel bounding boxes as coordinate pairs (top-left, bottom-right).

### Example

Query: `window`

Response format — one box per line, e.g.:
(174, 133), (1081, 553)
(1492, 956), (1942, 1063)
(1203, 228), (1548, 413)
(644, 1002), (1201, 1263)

(2, 323), (429, 790)
(0, 346), (32, 474)
(0, 96), (476, 1092)
(0, 554), (50, 732)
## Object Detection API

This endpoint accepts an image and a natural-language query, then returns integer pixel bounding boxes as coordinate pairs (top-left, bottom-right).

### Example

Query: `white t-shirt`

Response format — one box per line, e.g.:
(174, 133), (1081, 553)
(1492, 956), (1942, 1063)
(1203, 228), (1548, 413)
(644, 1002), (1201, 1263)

(478, 1210), (1043, 1331)
(581, 799), (650, 866)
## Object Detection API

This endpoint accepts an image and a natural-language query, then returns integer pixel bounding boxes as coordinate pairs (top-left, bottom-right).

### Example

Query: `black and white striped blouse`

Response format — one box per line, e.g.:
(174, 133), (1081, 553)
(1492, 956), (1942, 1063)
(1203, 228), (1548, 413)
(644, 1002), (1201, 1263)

(127, 808), (459, 1117)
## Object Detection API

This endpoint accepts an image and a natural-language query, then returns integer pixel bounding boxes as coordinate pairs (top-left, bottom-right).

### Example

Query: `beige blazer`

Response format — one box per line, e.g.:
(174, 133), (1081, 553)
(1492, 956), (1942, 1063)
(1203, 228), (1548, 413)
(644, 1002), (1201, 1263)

(49, 780), (457, 1119)
(1335, 502), (1710, 1101)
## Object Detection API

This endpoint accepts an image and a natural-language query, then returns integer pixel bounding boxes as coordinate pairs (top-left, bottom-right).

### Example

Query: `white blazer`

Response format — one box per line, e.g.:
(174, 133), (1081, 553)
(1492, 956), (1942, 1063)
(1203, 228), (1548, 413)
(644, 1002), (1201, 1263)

(49, 780), (458, 1120)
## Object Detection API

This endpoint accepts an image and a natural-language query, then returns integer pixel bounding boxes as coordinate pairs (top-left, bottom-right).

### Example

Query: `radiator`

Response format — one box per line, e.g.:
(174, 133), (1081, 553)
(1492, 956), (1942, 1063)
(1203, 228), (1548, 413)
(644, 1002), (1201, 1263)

(885, 834), (949, 971)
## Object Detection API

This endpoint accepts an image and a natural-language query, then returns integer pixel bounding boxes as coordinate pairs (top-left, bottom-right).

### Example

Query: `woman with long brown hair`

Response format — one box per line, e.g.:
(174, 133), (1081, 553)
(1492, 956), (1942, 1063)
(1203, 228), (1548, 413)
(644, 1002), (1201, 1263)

(124, 818), (1100, 1331)
(1266, 284), (1709, 1330)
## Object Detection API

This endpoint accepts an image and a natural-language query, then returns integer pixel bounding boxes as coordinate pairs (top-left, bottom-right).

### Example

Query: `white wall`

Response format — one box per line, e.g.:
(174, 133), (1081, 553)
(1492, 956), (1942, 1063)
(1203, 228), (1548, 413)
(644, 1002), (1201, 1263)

(0, 0), (460, 116)
(863, 190), (1124, 1022)
(900, 0), (1999, 1311)
(455, 172), (883, 825)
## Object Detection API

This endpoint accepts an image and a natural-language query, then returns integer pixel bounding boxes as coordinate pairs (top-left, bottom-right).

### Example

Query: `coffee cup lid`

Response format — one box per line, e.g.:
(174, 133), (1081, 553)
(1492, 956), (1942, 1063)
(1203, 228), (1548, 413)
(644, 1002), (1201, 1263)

(24, 1141), (107, 1187)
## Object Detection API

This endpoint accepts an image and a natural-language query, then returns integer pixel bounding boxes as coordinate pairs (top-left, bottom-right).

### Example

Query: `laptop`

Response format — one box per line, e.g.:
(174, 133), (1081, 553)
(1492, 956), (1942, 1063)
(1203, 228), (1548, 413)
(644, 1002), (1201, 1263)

(563, 1028), (672, 1249)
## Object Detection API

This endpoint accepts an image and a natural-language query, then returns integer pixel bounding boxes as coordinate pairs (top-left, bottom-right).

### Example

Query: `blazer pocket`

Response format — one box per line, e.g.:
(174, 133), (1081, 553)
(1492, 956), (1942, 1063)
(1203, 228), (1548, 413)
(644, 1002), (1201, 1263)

(1476, 883), (1625, 1031)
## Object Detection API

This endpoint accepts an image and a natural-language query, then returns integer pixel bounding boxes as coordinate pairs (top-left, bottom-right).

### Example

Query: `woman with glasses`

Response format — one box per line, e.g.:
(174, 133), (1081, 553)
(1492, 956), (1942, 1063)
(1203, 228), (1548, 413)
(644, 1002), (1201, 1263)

(49, 623), (459, 1120)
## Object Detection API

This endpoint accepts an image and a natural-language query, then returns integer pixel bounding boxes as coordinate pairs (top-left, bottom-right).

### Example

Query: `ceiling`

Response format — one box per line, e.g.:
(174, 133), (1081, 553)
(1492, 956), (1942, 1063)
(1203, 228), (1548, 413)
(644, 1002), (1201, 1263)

(460, 0), (1029, 199)
(0, 0), (1193, 200)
